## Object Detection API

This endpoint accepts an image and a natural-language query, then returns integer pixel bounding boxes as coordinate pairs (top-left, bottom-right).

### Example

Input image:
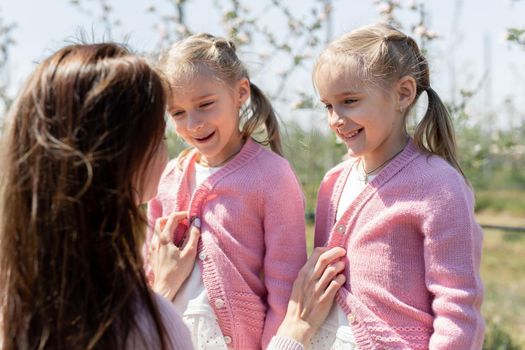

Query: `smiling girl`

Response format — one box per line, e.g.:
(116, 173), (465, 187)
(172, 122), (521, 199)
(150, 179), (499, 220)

(145, 33), (307, 350)
(301, 23), (484, 350)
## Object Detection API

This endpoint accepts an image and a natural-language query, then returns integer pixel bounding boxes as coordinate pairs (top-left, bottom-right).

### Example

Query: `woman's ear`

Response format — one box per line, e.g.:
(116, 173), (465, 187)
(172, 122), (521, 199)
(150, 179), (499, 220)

(237, 78), (250, 106)
(396, 76), (417, 112)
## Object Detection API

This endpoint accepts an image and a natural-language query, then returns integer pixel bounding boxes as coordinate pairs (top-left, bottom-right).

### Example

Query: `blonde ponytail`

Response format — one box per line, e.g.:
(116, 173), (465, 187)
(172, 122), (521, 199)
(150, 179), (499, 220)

(415, 87), (464, 177)
(242, 82), (283, 156)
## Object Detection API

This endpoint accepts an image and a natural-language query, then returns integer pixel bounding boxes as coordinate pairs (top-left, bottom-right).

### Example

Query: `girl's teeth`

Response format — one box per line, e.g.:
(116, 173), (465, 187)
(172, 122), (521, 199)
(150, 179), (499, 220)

(347, 129), (359, 138)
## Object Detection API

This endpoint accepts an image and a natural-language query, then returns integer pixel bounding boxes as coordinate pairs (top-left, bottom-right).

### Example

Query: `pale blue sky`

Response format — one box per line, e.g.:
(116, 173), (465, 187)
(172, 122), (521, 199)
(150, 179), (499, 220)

(2, 0), (525, 128)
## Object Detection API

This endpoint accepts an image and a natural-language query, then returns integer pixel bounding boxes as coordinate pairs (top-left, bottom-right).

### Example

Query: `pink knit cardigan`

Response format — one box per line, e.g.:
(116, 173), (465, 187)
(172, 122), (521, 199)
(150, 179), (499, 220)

(314, 139), (484, 349)
(147, 138), (307, 349)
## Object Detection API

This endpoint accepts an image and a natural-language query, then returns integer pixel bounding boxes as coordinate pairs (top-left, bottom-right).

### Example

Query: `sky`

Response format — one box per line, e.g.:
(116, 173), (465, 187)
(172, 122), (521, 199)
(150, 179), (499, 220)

(2, 0), (525, 129)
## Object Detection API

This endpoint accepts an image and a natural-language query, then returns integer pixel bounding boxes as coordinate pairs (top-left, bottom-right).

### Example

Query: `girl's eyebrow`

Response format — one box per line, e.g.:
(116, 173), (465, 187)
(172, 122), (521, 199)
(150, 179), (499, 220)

(334, 90), (360, 98)
(191, 93), (218, 102)
(169, 93), (219, 111)
(320, 91), (361, 103)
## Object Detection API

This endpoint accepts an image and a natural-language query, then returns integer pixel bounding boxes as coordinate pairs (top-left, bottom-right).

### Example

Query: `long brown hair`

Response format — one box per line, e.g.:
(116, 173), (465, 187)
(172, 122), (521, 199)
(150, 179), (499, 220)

(0, 43), (169, 349)
(314, 23), (464, 177)
(160, 33), (283, 156)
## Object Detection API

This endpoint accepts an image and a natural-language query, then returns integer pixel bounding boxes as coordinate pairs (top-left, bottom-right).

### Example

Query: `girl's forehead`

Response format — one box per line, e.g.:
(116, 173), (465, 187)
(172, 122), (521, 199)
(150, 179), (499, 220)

(168, 72), (233, 106)
(315, 61), (367, 95)
(171, 72), (226, 92)
(171, 66), (222, 87)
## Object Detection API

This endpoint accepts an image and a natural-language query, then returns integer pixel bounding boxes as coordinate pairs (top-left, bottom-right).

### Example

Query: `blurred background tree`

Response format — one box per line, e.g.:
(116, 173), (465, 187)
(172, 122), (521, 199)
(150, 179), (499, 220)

(0, 11), (15, 114)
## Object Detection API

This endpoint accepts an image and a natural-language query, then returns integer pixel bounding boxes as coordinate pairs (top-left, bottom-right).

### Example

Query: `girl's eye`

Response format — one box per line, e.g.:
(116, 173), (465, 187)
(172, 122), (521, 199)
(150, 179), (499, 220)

(344, 99), (357, 104)
(199, 101), (214, 109)
(170, 110), (185, 119)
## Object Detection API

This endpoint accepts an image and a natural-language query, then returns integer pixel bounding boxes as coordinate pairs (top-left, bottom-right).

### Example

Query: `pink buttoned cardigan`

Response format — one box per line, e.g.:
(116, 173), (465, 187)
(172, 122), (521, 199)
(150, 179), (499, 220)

(313, 139), (484, 350)
(147, 138), (307, 349)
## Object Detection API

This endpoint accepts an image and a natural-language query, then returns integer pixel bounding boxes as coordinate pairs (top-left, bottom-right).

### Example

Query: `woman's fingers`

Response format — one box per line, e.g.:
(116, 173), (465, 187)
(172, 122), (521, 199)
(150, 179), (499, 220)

(150, 216), (202, 300)
(275, 247), (347, 346)
(181, 218), (201, 254)
(295, 247), (328, 283)
(317, 260), (345, 291)
(312, 246), (346, 280)
(323, 273), (346, 301)
(156, 211), (188, 245)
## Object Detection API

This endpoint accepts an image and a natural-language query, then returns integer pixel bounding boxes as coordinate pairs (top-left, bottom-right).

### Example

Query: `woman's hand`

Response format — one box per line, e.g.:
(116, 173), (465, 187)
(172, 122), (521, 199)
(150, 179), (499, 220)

(149, 211), (201, 301)
(276, 246), (346, 346)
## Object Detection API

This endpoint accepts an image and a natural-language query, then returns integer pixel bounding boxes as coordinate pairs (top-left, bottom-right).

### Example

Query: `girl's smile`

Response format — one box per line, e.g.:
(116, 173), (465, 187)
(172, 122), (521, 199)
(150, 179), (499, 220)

(193, 130), (216, 143)
(338, 127), (364, 142)
(169, 73), (250, 167)
(316, 63), (407, 172)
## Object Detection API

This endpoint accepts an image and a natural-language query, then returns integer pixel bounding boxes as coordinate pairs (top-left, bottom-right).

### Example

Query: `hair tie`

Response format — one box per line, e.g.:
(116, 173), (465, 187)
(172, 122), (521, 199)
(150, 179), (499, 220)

(227, 40), (236, 51)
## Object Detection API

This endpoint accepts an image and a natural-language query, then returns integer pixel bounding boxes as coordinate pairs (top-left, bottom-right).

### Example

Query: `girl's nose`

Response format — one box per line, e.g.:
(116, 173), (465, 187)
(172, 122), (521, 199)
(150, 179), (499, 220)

(328, 110), (345, 129)
(187, 113), (204, 131)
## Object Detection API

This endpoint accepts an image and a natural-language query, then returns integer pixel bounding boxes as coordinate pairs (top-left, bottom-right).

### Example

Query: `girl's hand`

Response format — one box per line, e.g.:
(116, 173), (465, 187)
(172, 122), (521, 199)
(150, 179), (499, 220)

(149, 211), (201, 301)
(276, 246), (346, 345)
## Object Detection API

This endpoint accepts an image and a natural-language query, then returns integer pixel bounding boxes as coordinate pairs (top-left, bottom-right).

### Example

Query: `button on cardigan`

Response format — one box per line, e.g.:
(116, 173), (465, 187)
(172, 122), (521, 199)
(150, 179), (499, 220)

(147, 138), (307, 349)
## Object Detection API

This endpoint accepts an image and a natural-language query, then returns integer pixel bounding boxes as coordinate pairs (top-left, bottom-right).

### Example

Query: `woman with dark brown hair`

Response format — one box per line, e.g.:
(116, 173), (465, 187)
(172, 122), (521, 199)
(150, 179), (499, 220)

(0, 42), (196, 349)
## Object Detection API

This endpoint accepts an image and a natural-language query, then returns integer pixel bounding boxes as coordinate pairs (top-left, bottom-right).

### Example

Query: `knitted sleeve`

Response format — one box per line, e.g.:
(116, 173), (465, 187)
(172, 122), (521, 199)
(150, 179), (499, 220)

(421, 172), (484, 349)
(267, 336), (305, 350)
(260, 162), (307, 349)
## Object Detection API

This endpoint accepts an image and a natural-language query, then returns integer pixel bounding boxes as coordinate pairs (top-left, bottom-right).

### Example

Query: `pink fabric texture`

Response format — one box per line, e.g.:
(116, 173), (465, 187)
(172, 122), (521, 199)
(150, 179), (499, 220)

(147, 138), (307, 349)
(314, 139), (484, 350)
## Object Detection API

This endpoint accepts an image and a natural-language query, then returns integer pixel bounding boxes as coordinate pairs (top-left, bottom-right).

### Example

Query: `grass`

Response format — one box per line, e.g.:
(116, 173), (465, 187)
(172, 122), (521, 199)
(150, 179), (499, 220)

(305, 212), (525, 348)
(481, 225), (525, 348)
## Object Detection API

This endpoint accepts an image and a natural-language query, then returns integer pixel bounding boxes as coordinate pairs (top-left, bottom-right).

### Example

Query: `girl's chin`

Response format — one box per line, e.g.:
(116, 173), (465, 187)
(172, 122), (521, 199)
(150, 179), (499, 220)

(346, 148), (364, 158)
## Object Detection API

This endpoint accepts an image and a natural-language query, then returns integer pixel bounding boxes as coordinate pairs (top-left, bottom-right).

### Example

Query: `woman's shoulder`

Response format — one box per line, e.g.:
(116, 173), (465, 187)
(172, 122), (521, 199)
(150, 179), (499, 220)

(128, 293), (193, 350)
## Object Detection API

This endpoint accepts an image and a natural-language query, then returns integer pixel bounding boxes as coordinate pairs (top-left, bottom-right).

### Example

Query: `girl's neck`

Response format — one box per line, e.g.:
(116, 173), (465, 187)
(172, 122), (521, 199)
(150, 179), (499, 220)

(360, 134), (409, 176)
(198, 135), (245, 168)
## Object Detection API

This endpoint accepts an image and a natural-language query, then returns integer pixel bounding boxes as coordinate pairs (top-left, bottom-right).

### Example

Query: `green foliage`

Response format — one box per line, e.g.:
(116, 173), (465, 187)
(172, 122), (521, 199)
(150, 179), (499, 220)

(165, 129), (188, 158)
(457, 124), (525, 192)
(281, 119), (346, 221)
(506, 28), (525, 48)
(475, 191), (525, 216)
(483, 321), (522, 350)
